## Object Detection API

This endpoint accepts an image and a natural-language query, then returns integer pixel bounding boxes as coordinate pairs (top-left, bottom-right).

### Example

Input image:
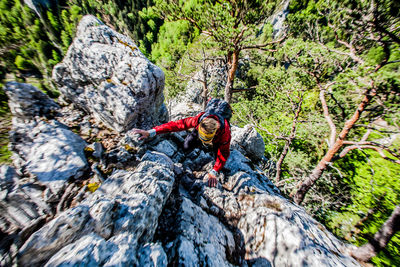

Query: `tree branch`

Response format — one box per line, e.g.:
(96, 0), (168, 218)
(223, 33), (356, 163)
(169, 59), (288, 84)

(323, 23), (365, 64)
(318, 81), (337, 147)
(233, 26), (248, 46)
(246, 113), (289, 141)
(242, 34), (287, 50)
(232, 86), (257, 93)
(353, 124), (400, 134)
(340, 144), (400, 164)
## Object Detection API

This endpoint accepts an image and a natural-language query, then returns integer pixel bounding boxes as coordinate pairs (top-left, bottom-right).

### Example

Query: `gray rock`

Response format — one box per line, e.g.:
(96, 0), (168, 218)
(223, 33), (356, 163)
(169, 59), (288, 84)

(53, 15), (166, 132)
(86, 142), (104, 159)
(172, 61), (227, 106)
(224, 149), (254, 175)
(168, 101), (202, 121)
(237, 207), (358, 266)
(3, 82), (59, 120)
(0, 165), (18, 200)
(0, 165), (50, 234)
(18, 205), (93, 266)
(270, 0), (290, 39)
(141, 151), (174, 170)
(4, 82), (88, 197)
(44, 233), (140, 267)
(24, 0), (56, 18)
(44, 233), (121, 267)
(10, 119), (88, 195)
(191, 150), (214, 171)
(202, 149), (360, 267)
(173, 196), (235, 266)
(18, 152), (175, 266)
(231, 125), (265, 161)
(138, 243), (168, 267)
(153, 140), (177, 158)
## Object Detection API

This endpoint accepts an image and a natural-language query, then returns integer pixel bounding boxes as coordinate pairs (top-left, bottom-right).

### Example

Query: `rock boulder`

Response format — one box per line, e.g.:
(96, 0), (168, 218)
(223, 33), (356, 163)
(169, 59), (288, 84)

(4, 82), (59, 120)
(53, 15), (166, 132)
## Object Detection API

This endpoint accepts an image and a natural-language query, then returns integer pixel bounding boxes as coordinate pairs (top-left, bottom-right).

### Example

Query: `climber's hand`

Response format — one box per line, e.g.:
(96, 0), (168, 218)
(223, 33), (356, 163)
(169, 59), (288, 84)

(207, 172), (218, 187)
(131, 129), (150, 140)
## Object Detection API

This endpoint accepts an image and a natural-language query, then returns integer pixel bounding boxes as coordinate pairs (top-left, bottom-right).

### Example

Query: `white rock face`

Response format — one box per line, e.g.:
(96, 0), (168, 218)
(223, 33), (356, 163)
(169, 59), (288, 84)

(174, 197), (235, 266)
(0, 165), (50, 234)
(10, 119), (88, 195)
(202, 151), (360, 267)
(4, 82), (88, 196)
(138, 243), (168, 267)
(231, 125), (265, 161)
(4, 82), (59, 120)
(18, 152), (175, 266)
(174, 61), (227, 106)
(168, 101), (202, 121)
(53, 15), (167, 132)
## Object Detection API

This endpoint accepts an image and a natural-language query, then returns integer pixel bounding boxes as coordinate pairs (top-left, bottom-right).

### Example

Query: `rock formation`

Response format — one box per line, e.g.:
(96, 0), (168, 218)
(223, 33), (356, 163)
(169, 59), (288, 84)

(1, 15), (361, 267)
(53, 15), (167, 133)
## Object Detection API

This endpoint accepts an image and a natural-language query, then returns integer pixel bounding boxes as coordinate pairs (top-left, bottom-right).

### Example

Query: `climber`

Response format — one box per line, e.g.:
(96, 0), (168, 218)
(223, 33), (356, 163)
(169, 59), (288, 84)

(131, 99), (232, 188)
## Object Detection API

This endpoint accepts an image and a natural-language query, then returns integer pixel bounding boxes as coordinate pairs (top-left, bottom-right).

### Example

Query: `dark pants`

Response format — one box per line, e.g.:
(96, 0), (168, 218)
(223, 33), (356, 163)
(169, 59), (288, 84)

(183, 130), (217, 157)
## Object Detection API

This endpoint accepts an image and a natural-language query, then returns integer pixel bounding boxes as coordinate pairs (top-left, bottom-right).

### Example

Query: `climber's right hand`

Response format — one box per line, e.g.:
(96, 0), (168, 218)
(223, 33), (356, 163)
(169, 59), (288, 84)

(207, 171), (218, 187)
(131, 129), (150, 140)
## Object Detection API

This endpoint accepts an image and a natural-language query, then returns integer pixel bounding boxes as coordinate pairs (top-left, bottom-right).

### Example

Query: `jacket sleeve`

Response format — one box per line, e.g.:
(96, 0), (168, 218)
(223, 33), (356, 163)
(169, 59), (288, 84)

(213, 122), (231, 172)
(153, 113), (203, 134)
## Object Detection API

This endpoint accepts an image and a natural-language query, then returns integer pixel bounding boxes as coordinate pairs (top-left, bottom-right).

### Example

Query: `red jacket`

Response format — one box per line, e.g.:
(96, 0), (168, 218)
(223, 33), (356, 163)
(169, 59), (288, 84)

(153, 112), (231, 172)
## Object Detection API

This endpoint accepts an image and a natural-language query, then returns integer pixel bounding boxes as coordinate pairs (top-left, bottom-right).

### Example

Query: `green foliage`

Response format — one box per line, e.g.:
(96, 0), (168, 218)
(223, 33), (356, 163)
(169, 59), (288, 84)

(70, 0), (162, 56)
(284, 1), (400, 265)
(0, 86), (9, 117)
(151, 20), (195, 69)
(149, 18), (202, 99)
(0, 92), (11, 164)
(0, 142), (12, 164)
(155, 0), (279, 52)
(232, 59), (326, 178)
(154, 0), (281, 101)
(0, 0), (83, 164)
(58, 6), (82, 53)
(14, 55), (32, 70)
(0, 0), (82, 89)
(329, 150), (400, 266)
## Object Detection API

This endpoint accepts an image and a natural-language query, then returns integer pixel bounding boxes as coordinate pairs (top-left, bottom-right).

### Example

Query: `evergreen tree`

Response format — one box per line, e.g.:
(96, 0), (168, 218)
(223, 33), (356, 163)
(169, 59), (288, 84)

(0, 0), (82, 90)
(69, 0), (162, 56)
(154, 0), (283, 103)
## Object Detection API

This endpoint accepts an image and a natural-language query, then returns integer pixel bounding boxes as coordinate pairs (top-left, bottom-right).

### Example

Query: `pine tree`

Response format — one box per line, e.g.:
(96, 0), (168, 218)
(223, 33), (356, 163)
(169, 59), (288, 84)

(154, 0), (283, 103)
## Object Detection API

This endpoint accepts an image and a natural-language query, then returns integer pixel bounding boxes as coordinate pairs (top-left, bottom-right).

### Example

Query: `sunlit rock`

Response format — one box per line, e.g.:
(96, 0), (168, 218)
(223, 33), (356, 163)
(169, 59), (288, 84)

(53, 15), (166, 132)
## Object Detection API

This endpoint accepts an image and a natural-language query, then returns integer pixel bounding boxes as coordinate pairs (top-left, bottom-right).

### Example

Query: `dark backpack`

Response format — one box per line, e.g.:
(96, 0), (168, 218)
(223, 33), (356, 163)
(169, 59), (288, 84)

(199, 98), (232, 129)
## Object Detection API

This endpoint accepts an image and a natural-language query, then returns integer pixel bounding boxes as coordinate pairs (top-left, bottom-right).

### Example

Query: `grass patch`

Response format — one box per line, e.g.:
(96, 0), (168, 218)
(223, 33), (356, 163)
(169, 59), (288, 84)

(0, 112), (12, 164)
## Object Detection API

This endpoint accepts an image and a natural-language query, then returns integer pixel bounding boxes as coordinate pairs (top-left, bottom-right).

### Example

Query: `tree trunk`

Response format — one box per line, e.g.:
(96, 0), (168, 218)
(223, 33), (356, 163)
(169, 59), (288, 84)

(352, 205), (400, 262)
(275, 97), (303, 182)
(201, 49), (209, 111)
(224, 50), (239, 104)
(275, 143), (289, 182)
(293, 86), (377, 204)
(292, 141), (343, 204)
(201, 76), (208, 111)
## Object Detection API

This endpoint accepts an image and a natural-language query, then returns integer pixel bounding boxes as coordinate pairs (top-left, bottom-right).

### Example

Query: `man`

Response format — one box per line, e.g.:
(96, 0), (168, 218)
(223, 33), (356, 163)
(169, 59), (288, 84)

(132, 111), (231, 187)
